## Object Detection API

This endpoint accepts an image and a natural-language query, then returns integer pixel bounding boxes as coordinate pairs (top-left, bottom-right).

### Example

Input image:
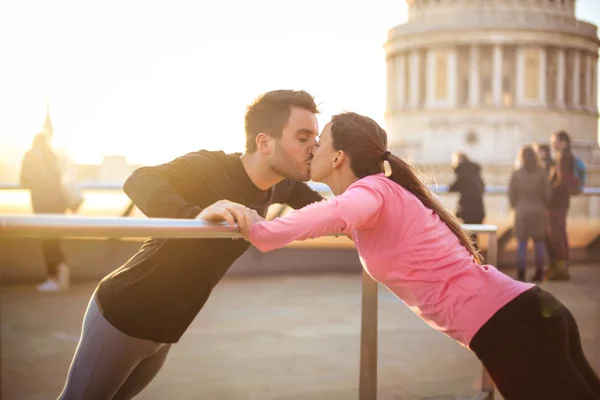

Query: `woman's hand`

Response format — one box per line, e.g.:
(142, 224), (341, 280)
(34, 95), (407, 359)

(196, 200), (264, 239)
(242, 209), (265, 240)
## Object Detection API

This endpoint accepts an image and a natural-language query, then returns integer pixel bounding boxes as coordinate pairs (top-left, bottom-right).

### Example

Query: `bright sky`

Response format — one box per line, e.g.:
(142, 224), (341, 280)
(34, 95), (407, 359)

(0, 0), (406, 165)
(0, 0), (599, 166)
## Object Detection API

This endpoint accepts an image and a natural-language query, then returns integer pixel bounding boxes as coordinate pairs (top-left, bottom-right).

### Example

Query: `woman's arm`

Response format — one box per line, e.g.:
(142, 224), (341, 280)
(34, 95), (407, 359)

(249, 182), (383, 252)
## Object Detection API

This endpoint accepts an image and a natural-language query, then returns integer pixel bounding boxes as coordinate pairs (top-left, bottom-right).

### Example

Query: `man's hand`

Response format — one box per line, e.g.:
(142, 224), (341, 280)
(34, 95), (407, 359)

(195, 200), (263, 238)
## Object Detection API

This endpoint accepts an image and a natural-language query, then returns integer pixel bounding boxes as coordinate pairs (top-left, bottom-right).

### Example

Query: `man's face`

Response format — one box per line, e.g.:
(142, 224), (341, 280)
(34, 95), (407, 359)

(270, 107), (318, 181)
(309, 122), (337, 183)
(551, 136), (566, 152)
(537, 148), (550, 159)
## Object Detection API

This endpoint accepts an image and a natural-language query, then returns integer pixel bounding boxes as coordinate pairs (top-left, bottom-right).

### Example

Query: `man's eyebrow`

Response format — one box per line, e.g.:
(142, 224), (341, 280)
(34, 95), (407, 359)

(295, 128), (317, 135)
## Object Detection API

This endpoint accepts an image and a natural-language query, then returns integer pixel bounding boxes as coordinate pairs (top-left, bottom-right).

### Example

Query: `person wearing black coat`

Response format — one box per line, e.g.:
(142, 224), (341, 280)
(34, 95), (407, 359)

(20, 133), (71, 292)
(449, 152), (486, 249)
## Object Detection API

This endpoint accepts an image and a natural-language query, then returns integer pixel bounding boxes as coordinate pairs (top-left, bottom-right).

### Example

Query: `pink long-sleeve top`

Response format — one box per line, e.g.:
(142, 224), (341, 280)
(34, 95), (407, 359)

(250, 174), (533, 347)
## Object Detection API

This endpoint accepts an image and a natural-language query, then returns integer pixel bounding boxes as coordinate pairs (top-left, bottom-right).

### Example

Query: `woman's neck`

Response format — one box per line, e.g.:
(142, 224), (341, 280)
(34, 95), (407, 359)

(322, 169), (359, 195)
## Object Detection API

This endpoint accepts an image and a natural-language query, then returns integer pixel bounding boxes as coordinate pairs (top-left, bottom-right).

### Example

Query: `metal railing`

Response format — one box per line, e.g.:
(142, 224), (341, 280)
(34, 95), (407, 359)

(0, 214), (497, 399)
(2, 182), (599, 194)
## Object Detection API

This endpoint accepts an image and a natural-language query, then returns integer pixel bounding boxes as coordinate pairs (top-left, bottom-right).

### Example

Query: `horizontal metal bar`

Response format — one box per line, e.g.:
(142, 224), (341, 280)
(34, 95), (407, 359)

(2, 181), (599, 195)
(0, 215), (241, 239)
(0, 215), (498, 239)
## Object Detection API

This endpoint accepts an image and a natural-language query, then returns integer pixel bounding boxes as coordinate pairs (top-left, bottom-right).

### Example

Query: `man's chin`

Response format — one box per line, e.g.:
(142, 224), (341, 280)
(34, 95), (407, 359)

(274, 164), (311, 182)
(280, 170), (310, 182)
(299, 172), (311, 182)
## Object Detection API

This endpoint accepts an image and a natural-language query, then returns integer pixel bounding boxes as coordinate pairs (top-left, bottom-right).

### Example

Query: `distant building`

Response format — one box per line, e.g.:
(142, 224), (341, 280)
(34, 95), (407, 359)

(75, 163), (101, 183)
(99, 155), (140, 183)
(385, 0), (600, 185)
(74, 156), (141, 184)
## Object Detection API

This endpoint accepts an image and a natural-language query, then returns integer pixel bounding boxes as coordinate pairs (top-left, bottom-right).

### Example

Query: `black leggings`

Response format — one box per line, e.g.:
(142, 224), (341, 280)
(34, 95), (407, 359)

(470, 286), (600, 399)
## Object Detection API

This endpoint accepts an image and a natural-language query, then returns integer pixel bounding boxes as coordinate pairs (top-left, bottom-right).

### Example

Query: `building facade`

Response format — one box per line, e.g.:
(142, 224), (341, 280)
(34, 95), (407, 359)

(384, 0), (600, 185)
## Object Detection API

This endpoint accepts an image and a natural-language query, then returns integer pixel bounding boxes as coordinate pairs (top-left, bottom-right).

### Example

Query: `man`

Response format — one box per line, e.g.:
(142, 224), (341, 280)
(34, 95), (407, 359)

(533, 143), (555, 175)
(533, 142), (556, 279)
(59, 90), (324, 399)
(544, 130), (576, 281)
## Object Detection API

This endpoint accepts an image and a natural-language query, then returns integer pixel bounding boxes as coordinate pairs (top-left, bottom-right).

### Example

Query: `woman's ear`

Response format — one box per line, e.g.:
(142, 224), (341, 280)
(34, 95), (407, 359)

(332, 150), (345, 169)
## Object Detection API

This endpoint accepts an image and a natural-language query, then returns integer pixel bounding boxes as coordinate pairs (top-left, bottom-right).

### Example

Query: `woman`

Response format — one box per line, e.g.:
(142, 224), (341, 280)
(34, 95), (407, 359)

(508, 145), (551, 282)
(448, 152), (485, 250)
(20, 133), (71, 292)
(242, 113), (600, 399)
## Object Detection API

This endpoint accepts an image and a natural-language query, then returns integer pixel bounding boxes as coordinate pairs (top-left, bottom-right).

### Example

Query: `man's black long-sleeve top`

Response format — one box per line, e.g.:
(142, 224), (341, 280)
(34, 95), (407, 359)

(95, 150), (323, 343)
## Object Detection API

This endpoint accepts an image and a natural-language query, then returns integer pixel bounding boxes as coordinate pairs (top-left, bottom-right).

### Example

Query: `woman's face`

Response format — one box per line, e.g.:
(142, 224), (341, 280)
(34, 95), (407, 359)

(309, 122), (337, 183)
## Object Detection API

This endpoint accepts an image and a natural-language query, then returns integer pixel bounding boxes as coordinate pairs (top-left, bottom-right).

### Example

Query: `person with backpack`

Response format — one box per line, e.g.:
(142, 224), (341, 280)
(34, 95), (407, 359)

(545, 130), (586, 281)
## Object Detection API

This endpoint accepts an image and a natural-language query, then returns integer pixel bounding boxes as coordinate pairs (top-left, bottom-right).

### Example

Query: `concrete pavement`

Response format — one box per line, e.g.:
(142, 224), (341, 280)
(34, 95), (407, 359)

(2, 266), (599, 400)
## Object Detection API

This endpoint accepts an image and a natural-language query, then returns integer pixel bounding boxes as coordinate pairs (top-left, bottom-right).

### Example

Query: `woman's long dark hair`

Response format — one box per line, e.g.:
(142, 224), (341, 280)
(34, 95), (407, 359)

(519, 145), (541, 173)
(329, 112), (483, 264)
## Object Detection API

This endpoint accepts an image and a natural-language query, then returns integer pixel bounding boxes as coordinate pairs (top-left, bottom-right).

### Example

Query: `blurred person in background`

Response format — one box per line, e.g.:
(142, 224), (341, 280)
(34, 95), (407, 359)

(534, 143), (555, 175)
(449, 151), (486, 250)
(508, 145), (551, 282)
(20, 133), (71, 292)
(545, 130), (577, 281)
(533, 142), (557, 280)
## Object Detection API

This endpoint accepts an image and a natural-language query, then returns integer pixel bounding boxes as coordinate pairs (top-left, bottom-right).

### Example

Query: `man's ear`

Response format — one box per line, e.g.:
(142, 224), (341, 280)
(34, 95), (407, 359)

(256, 133), (274, 155)
(332, 150), (345, 169)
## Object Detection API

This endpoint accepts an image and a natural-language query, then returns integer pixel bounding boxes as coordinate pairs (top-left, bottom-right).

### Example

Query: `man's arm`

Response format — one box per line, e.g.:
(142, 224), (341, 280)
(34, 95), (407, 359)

(123, 152), (208, 219)
(284, 181), (325, 209)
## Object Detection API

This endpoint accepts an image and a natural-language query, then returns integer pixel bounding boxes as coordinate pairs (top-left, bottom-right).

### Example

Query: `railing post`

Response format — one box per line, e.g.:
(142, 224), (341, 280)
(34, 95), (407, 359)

(359, 269), (378, 399)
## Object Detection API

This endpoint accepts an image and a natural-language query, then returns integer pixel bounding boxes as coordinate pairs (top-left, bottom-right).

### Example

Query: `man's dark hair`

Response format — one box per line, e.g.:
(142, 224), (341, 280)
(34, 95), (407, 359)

(552, 130), (571, 149)
(244, 90), (319, 152)
(533, 143), (551, 154)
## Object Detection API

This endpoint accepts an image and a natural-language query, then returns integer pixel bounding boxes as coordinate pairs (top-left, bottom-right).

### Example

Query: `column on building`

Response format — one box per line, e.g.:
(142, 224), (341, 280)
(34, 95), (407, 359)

(585, 52), (593, 111)
(556, 48), (566, 107)
(492, 44), (503, 107)
(386, 56), (395, 112)
(426, 47), (458, 108)
(409, 50), (421, 108)
(468, 45), (480, 107)
(395, 53), (407, 109)
(516, 45), (545, 107)
(572, 50), (581, 108)
(592, 54), (598, 112)
(448, 48), (458, 107)
(539, 46), (547, 107)
(425, 48), (436, 108)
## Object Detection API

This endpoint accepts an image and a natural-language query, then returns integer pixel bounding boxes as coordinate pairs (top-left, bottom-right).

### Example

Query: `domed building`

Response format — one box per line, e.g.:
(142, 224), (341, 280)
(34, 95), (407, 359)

(384, 0), (600, 185)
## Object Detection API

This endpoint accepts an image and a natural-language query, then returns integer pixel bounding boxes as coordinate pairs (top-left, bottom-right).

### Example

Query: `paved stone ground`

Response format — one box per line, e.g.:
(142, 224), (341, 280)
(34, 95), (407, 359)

(2, 265), (599, 400)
